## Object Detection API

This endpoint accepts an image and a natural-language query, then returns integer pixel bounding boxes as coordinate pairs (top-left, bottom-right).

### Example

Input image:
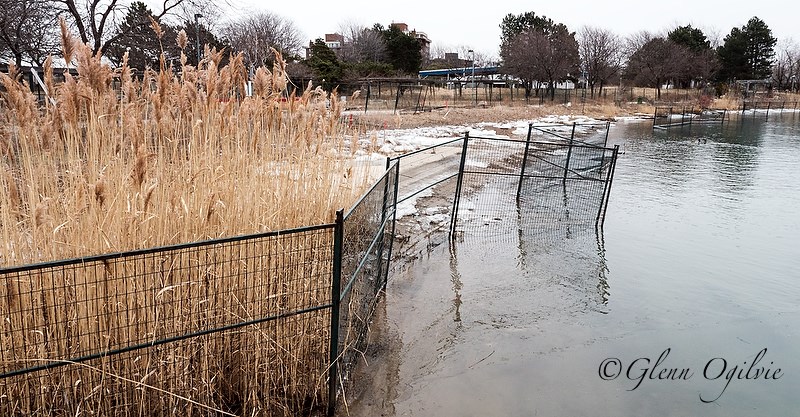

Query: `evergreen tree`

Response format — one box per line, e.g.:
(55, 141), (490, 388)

(667, 25), (717, 87)
(668, 25), (710, 53)
(717, 17), (776, 81)
(743, 17), (777, 79)
(177, 19), (228, 68)
(307, 38), (342, 91)
(499, 11), (557, 48)
(377, 24), (422, 74)
(106, 2), (173, 70)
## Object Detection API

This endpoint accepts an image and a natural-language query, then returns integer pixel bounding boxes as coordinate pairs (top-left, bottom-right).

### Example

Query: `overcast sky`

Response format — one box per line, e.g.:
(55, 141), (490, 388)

(221, 0), (797, 59)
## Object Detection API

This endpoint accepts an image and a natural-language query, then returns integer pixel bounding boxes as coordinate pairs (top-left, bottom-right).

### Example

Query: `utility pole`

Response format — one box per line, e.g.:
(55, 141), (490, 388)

(194, 13), (203, 66)
(469, 49), (476, 106)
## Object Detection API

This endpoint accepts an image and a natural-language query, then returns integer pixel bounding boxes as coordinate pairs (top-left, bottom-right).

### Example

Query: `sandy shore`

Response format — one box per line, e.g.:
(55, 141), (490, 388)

(349, 101), (656, 130)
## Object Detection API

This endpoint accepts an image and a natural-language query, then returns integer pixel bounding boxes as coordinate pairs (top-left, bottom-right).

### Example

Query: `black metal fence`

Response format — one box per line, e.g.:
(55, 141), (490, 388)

(338, 79), (660, 114)
(653, 106), (727, 129)
(449, 128), (618, 236)
(0, 165), (399, 417)
(385, 123), (617, 239)
(740, 100), (800, 120)
(332, 163), (398, 411)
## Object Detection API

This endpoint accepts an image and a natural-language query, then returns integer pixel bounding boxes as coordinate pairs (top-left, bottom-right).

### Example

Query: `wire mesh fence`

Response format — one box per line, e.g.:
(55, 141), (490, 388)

(0, 226), (336, 416)
(653, 106), (727, 129)
(390, 137), (464, 204)
(0, 163), (399, 416)
(449, 128), (618, 237)
(332, 164), (398, 408)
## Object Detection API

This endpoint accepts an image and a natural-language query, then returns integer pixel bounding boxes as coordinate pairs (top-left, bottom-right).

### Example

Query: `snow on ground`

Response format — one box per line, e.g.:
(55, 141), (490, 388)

(364, 114), (611, 157)
(395, 188), (433, 220)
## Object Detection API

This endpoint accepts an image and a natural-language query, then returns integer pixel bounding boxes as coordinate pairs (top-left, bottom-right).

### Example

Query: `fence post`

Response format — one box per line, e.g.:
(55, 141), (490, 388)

(652, 106), (658, 129)
(383, 163), (400, 290)
(393, 85), (401, 114)
(449, 134), (470, 237)
(364, 83), (371, 113)
(516, 124), (533, 201)
(376, 159), (398, 290)
(327, 209), (344, 417)
(599, 145), (619, 227)
(604, 121), (610, 148)
(562, 123), (576, 183)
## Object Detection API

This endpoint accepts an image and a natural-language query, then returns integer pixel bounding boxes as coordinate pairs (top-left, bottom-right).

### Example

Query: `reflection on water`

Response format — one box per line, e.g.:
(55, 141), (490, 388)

(349, 115), (800, 417)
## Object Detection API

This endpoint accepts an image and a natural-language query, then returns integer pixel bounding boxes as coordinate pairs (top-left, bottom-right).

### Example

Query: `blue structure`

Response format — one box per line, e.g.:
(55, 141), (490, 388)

(418, 66), (500, 78)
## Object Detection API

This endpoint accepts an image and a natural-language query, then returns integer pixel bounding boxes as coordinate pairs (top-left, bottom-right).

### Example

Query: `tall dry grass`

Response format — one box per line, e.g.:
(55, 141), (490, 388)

(1, 24), (370, 416)
(0, 27), (368, 267)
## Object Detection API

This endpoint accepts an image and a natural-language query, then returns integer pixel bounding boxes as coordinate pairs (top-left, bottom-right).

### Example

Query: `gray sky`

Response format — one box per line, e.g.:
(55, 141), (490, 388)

(222, 0), (798, 58)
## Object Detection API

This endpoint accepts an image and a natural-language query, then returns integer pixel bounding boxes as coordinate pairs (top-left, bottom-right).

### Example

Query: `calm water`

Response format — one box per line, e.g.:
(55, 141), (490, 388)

(350, 114), (800, 416)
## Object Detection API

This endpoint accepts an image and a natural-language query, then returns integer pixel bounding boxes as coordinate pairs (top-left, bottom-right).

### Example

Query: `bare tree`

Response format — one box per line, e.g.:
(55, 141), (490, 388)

(578, 26), (622, 97)
(224, 12), (303, 69)
(335, 20), (364, 62)
(333, 21), (385, 64)
(56, 0), (212, 57)
(502, 25), (580, 100)
(625, 37), (687, 99)
(623, 30), (655, 63)
(0, 0), (59, 66)
(772, 38), (800, 91)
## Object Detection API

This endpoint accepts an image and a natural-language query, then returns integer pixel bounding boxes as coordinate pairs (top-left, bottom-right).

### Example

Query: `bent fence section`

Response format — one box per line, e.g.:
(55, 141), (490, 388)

(0, 165), (399, 417)
(449, 131), (618, 236)
(653, 106), (727, 129)
(386, 123), (617, 237)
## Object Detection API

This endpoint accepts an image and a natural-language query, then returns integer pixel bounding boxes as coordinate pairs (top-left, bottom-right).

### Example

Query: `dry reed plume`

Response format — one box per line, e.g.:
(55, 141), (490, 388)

(0, 28), (372, 416)
(0, 36), (369, 267)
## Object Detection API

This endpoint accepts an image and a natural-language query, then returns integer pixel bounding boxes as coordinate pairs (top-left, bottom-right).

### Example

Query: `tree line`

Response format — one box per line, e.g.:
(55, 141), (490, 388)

(1, 1), (794, 97)
(0, 0), (425, 86)
(500, 12), (782, 100)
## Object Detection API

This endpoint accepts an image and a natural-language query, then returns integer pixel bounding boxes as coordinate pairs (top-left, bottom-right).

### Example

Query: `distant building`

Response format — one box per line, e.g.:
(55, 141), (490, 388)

(306, 23), (432, 61)
(426, 52), (471, 70)
(323, 33), (344, 50)
(390, 22), (431, 60)
(305, 33), (344, 59)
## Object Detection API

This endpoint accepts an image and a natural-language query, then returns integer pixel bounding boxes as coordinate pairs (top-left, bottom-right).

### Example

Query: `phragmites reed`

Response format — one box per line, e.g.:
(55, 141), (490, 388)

(0, 26), (374, 416)
(59, 17), (75, 66)
(176, 29), (188, 50)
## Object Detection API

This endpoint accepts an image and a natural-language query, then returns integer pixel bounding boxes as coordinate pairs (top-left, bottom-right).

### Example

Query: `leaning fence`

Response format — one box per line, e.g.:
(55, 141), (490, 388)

(653, 106), (727, 129)
(386, 122), (617, 239)
(0, 165), (399, 417)
(449, 130), (618, 236)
